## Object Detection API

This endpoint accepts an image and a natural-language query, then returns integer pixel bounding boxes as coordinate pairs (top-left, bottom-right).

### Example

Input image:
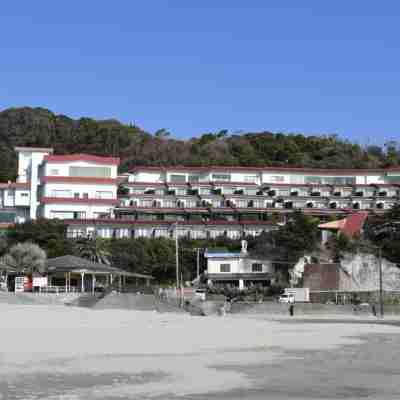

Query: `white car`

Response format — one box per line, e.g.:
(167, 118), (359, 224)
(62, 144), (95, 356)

(278, 294), (295, 303)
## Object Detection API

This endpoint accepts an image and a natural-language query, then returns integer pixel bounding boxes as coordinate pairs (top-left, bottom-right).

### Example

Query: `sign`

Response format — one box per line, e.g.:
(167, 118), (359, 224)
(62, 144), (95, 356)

(14, 276), (25, 292)
(33, 276), (48, 288)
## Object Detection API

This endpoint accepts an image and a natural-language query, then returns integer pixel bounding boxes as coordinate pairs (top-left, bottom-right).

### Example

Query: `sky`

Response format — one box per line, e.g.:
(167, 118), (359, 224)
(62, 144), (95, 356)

(1, 1), (400, 145)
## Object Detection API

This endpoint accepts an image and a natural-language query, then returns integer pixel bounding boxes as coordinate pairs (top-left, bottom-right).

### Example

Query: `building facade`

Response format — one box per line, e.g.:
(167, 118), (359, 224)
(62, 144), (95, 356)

(204, 248), (275, 289)
(1, 147), (400, 240)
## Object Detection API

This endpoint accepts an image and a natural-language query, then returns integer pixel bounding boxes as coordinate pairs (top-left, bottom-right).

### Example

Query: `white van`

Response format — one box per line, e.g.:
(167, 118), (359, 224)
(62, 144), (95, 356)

(278, 293), (295, 303)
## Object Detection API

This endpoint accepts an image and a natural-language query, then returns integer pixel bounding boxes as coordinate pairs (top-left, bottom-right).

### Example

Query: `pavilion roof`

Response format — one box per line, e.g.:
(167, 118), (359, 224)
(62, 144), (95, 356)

(46, 255), (153, 278)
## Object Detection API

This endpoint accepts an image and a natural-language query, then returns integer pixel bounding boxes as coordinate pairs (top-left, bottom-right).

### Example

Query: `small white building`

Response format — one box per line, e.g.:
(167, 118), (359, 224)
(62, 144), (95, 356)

(205, 242), (275, 290)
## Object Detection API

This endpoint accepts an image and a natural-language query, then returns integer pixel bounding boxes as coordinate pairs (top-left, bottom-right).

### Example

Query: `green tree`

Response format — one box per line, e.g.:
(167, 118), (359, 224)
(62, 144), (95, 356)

(2, 242), (47, 275)
(74, 237), (111, 265)
(7, 219), (74, 258)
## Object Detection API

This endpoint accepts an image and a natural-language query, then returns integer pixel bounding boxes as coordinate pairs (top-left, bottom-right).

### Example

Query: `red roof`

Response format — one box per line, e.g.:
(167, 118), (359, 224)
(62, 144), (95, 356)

(319, 211), (368, 237)
(43, 154), (120, 165)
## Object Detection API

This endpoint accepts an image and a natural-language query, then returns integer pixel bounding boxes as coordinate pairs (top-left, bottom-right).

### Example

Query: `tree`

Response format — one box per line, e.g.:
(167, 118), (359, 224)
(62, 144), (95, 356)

(7, 219), (74, 258)
(2, 242), (47, 275)
(365, 204), (400, 263)
(74, 237), (111, 265)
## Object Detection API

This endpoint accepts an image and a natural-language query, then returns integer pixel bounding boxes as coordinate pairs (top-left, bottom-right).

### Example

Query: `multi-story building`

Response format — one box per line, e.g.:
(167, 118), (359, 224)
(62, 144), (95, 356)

(1, 147), (400, 240)
(0, 147), (119, 231)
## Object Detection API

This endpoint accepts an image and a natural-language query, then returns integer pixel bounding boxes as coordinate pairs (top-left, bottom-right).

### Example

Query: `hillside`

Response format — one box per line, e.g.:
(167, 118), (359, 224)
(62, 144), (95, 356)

(0, 107), (398, 181)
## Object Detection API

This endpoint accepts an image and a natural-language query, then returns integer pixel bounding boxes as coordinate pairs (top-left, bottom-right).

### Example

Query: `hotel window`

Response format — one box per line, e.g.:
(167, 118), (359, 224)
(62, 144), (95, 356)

(268, 176), (285, 183)
(212, 174), (231, 182)
(223, 187), (233, 195)
(50, 169), (59, 175)
(252, 263), (263, 272)
(220, 264), (231, 273)
(131, 188), (145, 195)
(74, 193), (80, 199)
(188, 175), (200, 183)
(51, 190), (72, 198)
(246, 188), (258, 196)
(21, 193), (29, 197)
(244, 175), (258, 183)
(170, 174), (186, 183)
(175, 188), (186, 196)
(69, 166), (111, 178)
(200, 188), (211, 195)
(95, 191), (113, 199)
(7, 190), (14, 198)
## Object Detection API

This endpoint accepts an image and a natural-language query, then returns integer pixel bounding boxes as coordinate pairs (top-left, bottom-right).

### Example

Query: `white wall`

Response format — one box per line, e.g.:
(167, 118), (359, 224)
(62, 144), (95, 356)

(207, 257), (273, 274)
(43, 160), (118, 178)
(14, 189), (30, 206)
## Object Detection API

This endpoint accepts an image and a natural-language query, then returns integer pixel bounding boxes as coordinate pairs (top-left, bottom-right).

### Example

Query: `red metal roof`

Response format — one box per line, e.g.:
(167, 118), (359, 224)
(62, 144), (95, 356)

(43, 154), (120, 165)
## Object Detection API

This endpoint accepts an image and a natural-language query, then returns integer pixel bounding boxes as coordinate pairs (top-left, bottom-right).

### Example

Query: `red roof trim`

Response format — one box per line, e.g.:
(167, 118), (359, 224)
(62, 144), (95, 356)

(129, 165), (400, 174)
(44, 154), (120, 165)
(41, 176), (118, 185)
(41, 197), (119, 205)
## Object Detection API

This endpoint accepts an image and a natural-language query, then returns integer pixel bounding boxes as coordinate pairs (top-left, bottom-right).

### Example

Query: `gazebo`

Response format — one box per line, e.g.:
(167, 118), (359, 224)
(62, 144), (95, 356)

(46, 255), (154, 293)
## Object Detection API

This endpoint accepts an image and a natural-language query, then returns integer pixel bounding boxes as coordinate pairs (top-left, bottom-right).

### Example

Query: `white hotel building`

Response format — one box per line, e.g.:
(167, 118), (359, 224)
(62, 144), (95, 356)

(0, 146), (400, 239)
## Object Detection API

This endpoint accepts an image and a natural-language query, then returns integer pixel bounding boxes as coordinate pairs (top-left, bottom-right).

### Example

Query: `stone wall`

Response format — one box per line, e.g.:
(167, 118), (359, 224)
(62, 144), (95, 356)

(340, 253), (400, 291)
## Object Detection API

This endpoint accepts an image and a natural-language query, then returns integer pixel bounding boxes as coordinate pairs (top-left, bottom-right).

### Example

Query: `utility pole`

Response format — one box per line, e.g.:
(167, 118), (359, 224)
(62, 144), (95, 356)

(174, 222), (179, 290)
(378, 246), (384, 318)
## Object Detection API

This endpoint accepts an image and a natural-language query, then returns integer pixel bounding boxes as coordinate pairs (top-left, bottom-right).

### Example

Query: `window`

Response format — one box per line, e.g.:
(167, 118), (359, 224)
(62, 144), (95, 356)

(188, 175), (199, 183)
(244, 175), (258, 183)
(51, 190), (72, 198)
(95, 191), (113, 199)
(252, 263), (263, 272)
(170, 174), (186, 183)
(74, 193), (80, 199)
(305, 176), (356, 185)
(175, 188), (186, 196)
(50, 211), (86, 219)
(130, 188), (144, 194)
(21, 193), (29, 197)
(50, 169), (59, 175)
(7, 190), (14, 198)
(220, 264), (231, 272)
(268, 176), (285, 183)
(83, 193), (89, 199)
(246, 188), (258, 196)
(69, 166), (111, 178)
(200, 188), (211, 195)
(212, 174), (231, 182)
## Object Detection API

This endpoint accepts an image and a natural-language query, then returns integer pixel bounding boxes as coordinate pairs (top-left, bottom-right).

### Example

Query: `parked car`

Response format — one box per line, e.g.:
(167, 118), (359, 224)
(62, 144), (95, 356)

(278, 293), (295, 303)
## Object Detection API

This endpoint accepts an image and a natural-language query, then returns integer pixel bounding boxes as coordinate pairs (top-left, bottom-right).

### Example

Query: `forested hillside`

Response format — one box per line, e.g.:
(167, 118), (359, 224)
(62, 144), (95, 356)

(0, 107), (399, 181)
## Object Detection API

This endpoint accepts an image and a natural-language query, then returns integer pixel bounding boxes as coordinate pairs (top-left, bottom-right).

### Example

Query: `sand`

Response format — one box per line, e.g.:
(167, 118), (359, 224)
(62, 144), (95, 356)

(1, 303), (400, 399)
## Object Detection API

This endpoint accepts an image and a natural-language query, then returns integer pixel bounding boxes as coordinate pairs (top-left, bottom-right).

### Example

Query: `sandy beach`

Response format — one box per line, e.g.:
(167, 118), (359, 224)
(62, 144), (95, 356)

(1, 302), (400, 399)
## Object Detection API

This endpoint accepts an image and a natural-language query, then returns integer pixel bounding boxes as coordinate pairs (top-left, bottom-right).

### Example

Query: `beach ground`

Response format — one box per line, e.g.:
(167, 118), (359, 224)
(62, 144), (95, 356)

(1, 303), (400, 400)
